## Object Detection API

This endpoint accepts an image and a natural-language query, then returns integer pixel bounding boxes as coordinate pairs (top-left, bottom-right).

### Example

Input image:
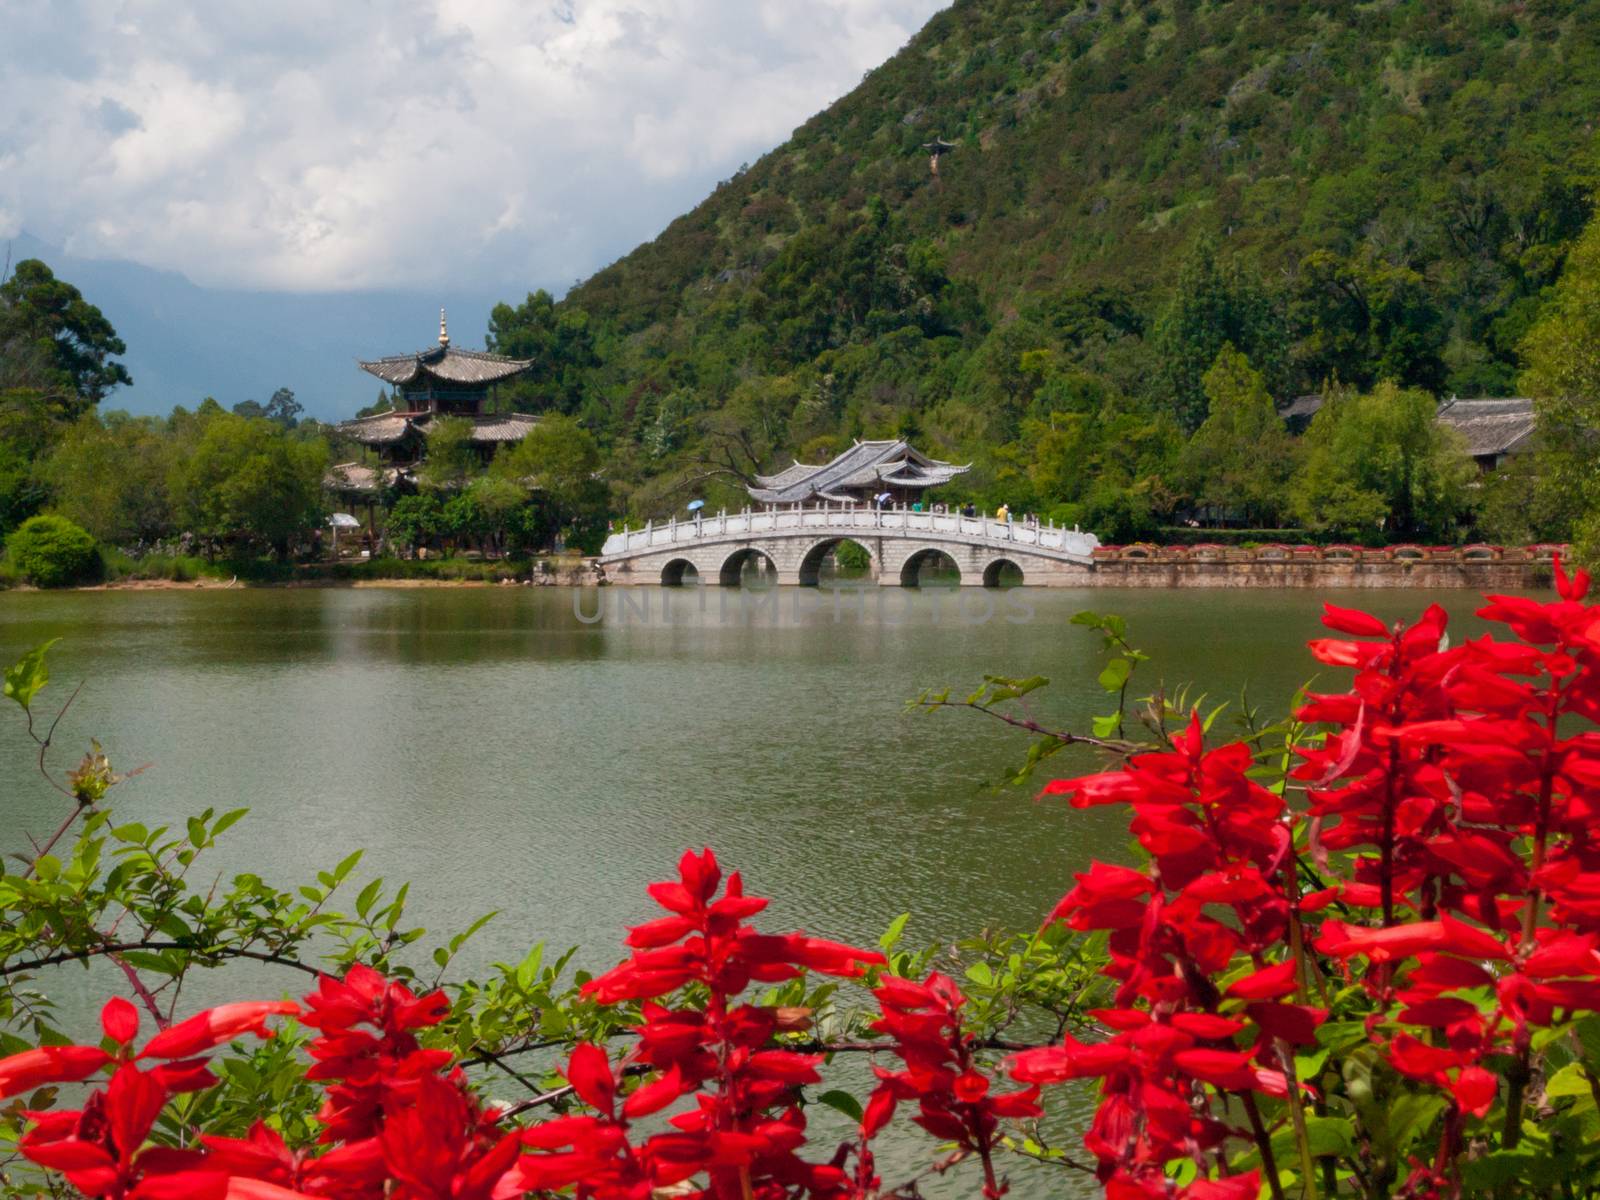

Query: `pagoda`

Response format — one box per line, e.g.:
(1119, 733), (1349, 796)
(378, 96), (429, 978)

(328, 311), (539, 499)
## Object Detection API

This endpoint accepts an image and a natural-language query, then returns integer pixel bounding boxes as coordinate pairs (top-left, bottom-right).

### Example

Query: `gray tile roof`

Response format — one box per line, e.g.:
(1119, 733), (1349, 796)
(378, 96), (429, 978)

(358, 345), (533, 387)
(749, 440), (969, 503)
(1435, 397), (1536, 459)
(335, 411), (540, 447)
(418, 413), (541, 444)
(336, 412), (420, 445)
(325, 462), (404, 493)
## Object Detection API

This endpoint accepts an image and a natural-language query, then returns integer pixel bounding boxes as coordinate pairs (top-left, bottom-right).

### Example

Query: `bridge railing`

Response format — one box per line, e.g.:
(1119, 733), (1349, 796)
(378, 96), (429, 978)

(599, 503), (1100, 559)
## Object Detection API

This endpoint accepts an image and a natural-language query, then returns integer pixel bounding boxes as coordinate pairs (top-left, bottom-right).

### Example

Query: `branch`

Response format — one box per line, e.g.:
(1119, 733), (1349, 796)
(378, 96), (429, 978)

(1, 940), (325, 979)
(917, 699), (1140, 755)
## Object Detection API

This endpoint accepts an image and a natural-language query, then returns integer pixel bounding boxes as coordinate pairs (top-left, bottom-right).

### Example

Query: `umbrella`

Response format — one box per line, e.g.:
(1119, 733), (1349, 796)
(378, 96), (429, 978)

(876, 492), (892, 504)
(687, 499), (706, 512)
(327, 513), (361, 529)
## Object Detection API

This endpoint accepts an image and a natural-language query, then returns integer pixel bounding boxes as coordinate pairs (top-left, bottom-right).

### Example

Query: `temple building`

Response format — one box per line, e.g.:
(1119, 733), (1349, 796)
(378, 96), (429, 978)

(1434, 396), (1537, 471)
(327, 311), (539, 502)
(748, 440), (969, 506)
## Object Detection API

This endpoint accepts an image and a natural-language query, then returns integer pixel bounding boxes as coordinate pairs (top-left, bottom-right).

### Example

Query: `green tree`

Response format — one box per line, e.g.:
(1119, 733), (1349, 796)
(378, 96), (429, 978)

(384, 493), (443, 554)
(41, 413), (174, 543)
(357, 389), (395, 418)
(0, 259), (131, 412)
(6, 513), (100, 586)
(1291, 383), (1475, 541)
(233, 388), (302, 430)
(0, 389), (65, 537)
(486, 290), (599, 414)
(465, 475), (530, 556)
(168, 411), (328, 556)
(1520, 208), (1600, 561)
(1152, 239), (1288, 432)
(417, 417), (480, 492)
(493, 415), (610, 551)
(1176, 346), (1298, 526)
(1289, 249), (1448, 395)
(441, 491), (485, 551)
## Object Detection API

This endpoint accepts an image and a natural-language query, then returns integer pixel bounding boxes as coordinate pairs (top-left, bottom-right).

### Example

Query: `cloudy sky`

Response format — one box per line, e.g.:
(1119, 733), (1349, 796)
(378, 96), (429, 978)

(1, 0), (949, 295)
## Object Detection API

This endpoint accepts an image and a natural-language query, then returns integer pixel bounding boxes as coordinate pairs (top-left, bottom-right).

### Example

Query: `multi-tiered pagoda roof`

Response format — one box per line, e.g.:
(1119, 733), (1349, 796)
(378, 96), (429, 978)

(328, 311), (541, 495)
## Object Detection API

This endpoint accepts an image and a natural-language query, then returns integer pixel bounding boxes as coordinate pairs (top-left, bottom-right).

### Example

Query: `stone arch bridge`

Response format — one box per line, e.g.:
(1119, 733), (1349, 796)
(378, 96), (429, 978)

(597, 505), (1100, 587)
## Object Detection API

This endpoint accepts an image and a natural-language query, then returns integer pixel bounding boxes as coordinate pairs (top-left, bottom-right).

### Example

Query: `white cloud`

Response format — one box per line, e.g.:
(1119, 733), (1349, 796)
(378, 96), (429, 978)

(0, 0), (948, 293)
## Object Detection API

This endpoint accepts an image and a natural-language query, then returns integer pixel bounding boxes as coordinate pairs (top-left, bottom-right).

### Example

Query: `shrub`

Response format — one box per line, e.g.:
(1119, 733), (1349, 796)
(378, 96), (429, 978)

(5, 514), (101, 587)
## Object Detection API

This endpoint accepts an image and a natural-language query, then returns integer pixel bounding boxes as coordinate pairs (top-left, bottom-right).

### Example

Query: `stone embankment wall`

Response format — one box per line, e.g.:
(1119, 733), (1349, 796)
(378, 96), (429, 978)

(1083, 543), (1559, 589)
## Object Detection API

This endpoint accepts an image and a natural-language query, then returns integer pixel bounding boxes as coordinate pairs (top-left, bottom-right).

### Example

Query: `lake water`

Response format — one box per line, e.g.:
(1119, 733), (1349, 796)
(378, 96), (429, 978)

(0, 584), (1534, 1194)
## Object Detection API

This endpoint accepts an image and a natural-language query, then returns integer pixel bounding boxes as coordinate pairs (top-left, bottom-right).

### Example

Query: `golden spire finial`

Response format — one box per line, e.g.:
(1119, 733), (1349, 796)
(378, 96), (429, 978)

(438, 307), (449, 347)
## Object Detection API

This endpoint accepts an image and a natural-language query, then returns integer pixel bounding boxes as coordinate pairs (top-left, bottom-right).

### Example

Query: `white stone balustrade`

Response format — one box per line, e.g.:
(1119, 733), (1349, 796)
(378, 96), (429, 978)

(597, 503), (1100, 587)
(601, 504), (1098, 558)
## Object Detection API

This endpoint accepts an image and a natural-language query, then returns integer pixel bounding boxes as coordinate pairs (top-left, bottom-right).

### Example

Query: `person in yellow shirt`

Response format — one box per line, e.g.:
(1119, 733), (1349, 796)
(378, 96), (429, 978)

(995, 503), (1010, 525)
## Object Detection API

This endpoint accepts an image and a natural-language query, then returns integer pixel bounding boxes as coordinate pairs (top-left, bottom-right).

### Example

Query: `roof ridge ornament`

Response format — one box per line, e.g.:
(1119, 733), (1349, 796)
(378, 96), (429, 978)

(439, 307), (449, 348)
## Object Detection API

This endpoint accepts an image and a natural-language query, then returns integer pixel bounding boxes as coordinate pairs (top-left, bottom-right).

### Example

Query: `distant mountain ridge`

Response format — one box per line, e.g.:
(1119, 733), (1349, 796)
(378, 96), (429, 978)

(6, 232), (499, 422)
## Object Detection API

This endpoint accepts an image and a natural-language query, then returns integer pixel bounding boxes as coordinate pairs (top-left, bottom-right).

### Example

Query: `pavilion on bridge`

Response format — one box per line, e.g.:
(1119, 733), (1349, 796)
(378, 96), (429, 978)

(327, 311), (539, 505)
(748, 439), (969, 507)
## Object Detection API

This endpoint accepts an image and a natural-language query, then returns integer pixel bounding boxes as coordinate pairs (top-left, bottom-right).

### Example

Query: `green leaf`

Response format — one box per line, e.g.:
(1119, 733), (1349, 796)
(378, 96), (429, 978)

(815, 1089), (863, 1123)
(1268, 1114), (1353, 1166)
(981, 674), (1049, 703)
(211, 808), (248, 837)
(33, 854), (60, 881)
(878, 912), (910, 954)
(355, 878), (384, 919)
(1460, 1149), (1539, 1190)
(1091, 713), (1120, 738)
(1097, 658), (1131, 692)
(4, 639), (59, 712)
(1315, 1021), (1369, 1053)
(1546, 1062), (1593, 1099)
(333, 849), (363, 882)
(1576, 1015), (1600, 1066)
(449, 910), (499, 953)
(1388, 1092), (1449, 1154)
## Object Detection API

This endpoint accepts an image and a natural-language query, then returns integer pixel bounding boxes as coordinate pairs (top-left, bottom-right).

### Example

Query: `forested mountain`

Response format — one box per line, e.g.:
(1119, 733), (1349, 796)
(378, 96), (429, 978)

(488, 0), (1600, 533)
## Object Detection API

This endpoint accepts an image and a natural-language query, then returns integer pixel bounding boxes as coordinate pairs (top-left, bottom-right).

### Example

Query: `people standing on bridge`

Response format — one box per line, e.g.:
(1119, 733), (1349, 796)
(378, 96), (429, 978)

(962, 502), (976, 519)
(912, 500), (923, 513)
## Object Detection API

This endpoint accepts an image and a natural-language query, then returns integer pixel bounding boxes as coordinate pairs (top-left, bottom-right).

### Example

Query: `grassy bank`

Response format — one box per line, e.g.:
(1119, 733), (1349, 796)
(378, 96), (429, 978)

(0, 552), (596, 591)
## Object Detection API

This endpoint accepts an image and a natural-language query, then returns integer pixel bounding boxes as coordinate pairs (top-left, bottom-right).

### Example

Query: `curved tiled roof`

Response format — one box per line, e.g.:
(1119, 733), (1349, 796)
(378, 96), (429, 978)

(1435, 397), (1536, 459)
(335, 412), (422, 445)
(335, 411), (540, 447)
(358, 345), (533, 386)
(417, 413), (541, 444)
(749, 439), (969, 503)
(325, 462), (411, 493)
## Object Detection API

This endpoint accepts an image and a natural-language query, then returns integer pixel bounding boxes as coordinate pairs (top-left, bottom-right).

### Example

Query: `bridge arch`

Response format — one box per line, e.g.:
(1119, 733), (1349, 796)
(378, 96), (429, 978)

(899, 547), (961, 588)
(797, 537), (875, 586)
(982, 558), (1024, 588)
(719, 547), (779, 588)
(660, 558), (700, 587)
